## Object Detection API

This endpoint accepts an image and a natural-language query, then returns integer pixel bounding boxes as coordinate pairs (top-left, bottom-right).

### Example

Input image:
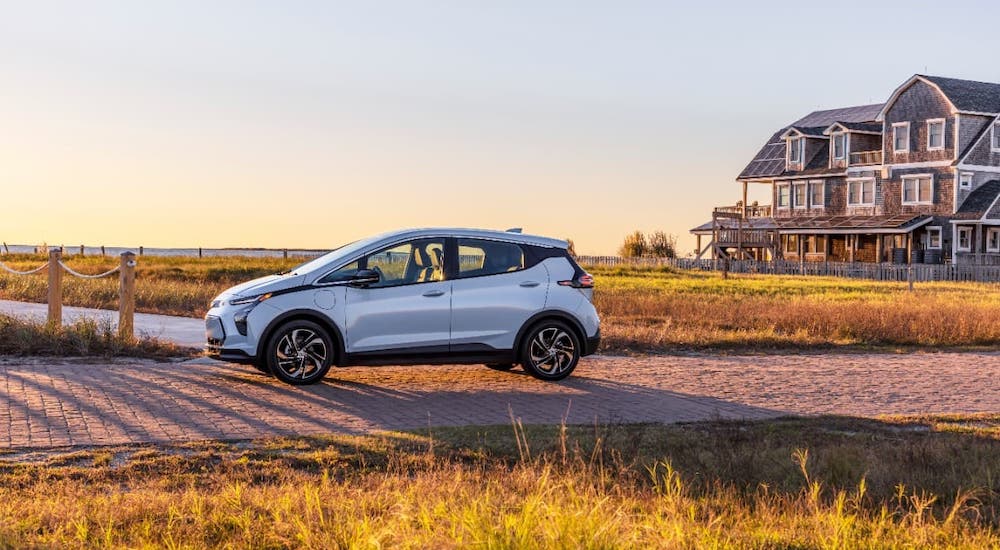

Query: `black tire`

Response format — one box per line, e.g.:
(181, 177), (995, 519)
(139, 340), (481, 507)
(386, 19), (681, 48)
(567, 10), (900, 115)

(519, 320), (581, 381)
(250, 358), (271, 376)
(485, 363), (515, 371)
(265, 320), (334, 385)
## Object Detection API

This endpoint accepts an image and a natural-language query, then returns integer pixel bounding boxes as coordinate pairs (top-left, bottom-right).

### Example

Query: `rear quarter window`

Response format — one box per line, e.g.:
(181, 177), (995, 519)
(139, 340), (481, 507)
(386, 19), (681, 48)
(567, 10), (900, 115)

(457, 239), (526, 278)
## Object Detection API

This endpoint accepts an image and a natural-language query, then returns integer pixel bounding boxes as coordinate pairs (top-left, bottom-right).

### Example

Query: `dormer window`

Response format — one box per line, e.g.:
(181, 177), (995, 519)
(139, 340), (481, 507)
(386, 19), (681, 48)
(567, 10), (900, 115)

(927, 119), (944, 150)
(992, 121), (1000, 152)
(788, 137), (803, 164)
(892, 122), (910, 153)
(832, 133), (846, 160)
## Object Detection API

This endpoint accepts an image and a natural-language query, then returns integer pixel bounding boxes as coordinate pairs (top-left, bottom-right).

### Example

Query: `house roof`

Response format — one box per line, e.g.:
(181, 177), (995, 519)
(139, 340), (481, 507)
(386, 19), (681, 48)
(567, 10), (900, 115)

(921, 75), (1000, 114)
(690, 216), (777, 234)
(689, 214), (928, 235)
(954, 180), (1000, 219)
(772, 214), (928, 232)
(738, 104), (883, 180)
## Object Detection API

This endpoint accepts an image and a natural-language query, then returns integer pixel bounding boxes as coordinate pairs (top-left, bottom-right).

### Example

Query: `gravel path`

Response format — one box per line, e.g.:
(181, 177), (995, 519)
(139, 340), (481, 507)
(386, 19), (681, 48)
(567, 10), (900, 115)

(1, 352), (997, 449)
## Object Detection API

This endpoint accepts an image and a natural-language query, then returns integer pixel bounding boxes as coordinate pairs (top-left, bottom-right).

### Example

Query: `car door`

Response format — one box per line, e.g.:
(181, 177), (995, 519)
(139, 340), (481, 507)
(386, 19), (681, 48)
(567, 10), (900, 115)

(344, 238), (451, 355)
(449, 238), (547, 352)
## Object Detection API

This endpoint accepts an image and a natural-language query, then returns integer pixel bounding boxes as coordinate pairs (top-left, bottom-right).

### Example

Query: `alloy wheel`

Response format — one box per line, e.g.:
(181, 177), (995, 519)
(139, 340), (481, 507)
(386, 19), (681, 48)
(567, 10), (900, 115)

(528, 327), (576, 376)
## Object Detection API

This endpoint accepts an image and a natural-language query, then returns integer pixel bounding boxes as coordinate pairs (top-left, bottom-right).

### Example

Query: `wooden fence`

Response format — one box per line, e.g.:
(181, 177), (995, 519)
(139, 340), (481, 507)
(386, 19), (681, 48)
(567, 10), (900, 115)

(0, 250), (137, 338)
(576, 255), (1000, 283)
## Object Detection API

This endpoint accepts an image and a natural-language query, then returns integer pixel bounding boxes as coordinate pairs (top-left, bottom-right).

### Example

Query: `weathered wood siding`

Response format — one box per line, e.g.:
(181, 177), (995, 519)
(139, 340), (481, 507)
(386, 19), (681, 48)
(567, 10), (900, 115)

(882, 166), (955, 215)
(883, 80), (955, 164)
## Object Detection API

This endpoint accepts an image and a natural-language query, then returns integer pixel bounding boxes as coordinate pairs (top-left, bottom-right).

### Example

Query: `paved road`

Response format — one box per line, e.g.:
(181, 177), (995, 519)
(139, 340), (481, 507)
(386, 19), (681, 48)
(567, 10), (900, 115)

(0, 300), (205, 349)
(1, 352), (997, 449)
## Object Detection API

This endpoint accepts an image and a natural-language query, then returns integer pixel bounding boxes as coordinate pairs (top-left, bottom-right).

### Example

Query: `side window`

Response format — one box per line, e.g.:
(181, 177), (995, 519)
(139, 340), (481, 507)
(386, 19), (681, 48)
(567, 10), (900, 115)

(317, 260), (361, 284)
(457, 239), (525, 278)
(365, 238), (445, 288)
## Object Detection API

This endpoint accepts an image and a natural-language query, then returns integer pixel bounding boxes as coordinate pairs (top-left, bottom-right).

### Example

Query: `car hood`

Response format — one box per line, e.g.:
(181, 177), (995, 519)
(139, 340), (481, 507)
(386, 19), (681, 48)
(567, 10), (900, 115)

(218, 274), (306, 300)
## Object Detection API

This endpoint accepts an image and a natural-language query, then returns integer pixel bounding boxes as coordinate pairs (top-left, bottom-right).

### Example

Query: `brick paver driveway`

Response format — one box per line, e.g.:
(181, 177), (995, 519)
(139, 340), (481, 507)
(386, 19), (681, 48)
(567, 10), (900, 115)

(1, 352), (998, 448)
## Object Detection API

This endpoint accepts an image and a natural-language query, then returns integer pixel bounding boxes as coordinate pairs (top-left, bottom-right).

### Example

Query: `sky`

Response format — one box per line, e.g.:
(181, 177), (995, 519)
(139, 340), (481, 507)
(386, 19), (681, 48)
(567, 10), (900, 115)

(3, 1), (1000, 255)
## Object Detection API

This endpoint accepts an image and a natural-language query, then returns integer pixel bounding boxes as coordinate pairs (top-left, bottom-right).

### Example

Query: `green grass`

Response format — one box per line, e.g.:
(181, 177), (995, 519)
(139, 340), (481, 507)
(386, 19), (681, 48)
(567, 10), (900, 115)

(0, 416), (998, 547)
(3, 254), (1000, 352)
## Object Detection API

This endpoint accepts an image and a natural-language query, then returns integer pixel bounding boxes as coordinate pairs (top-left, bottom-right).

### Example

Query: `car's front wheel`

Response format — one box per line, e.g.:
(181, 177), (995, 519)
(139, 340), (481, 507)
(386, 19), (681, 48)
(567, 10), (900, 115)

(265, 320), (334, 385)
(520, 320), (580, 381)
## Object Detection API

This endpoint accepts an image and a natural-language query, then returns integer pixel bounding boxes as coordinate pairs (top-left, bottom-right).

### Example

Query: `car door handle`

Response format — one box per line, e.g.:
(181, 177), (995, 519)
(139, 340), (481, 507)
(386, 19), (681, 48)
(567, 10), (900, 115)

(519, 281), (540, 288)
(422, 289), (446, 297)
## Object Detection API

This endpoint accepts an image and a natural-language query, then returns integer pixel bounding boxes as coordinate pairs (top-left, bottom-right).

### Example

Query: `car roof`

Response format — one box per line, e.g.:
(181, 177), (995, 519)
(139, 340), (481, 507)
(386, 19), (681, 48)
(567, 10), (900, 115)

(361, 227), (568, 249)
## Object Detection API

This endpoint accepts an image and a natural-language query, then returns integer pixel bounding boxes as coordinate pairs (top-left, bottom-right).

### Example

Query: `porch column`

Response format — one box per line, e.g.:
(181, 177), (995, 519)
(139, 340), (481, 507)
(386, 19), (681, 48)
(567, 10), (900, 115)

(798, 234), (804, 265)
(848, 235), (855, 263)
(875, 234), (883, 264)
(977, 224), (984, 265)
(696, 234), (702, 259)
(906, 233), (912, 264)
(951, 224), (958, 264)
(741, 181), (748, 218)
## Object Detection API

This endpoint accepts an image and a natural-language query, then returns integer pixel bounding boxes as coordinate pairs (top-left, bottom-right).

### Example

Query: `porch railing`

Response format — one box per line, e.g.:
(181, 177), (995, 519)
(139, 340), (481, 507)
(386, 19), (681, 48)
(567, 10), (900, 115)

(712, 204), (772, 218)
(849, 150), (882, 166)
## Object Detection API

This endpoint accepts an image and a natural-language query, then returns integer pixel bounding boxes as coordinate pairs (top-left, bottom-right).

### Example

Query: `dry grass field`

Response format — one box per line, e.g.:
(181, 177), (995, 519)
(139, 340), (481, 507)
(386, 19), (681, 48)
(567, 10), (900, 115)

(1, 416), (998, 547)
(2, 253), (1000, 352)
(0, 314), (183, 358)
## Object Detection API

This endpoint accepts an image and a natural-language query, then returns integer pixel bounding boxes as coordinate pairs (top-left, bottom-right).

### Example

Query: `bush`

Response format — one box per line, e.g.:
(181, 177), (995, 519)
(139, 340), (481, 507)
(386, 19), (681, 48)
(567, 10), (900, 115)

(618, 231), (647, 258)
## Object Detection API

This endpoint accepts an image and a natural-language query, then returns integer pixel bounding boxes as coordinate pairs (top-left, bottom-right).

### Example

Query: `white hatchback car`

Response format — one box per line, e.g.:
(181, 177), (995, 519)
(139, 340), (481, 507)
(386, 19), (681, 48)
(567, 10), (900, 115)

(206, 228), (600, 385)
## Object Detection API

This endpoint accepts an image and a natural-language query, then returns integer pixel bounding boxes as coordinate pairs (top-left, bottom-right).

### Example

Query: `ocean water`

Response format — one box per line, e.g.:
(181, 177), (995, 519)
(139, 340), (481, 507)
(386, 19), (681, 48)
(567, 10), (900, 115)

(0, 244), (329, 259)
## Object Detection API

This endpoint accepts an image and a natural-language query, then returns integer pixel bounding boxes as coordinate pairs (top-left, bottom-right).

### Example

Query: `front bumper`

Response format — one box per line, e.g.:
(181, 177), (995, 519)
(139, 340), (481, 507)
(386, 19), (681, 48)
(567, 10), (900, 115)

(205, 314), (256, 364)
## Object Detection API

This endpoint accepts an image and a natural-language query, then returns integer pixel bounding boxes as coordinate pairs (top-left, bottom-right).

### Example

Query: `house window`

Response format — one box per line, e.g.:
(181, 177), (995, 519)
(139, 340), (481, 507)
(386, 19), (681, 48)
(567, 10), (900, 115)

(788, 137), (803, 164)
(957, 227), (972, 252)
(993, 122), (1000, 152)
(793, 183), (807, 208)
(902, 175), (933, 205)
(777, 185), (790, 208)
(832, 133), (846, 160)
(847, 178), (875, 206)
(893, 122), (910, 153)
(988, 228), (1000, 253)
(926, 227), (942, 250)
(927, 119), (945, 150)
(809, 180), (824, 208)
(960, 173), (973, 191)
(784, 235), (798, 253)
(804, 235), (826, 254)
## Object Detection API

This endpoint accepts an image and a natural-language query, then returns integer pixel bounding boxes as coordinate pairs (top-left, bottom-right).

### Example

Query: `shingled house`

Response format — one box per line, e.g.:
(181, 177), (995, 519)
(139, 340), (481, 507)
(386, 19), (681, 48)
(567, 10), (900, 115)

(692, 74), (1000, 265)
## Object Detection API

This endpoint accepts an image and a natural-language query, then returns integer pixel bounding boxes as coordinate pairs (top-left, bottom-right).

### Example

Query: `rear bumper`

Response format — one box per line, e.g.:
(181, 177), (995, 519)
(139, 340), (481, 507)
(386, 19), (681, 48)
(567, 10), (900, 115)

(583, 329), (600, 356)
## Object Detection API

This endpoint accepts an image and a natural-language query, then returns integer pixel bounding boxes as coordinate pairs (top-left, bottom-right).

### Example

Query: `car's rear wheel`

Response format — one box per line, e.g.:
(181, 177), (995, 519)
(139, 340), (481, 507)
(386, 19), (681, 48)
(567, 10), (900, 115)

(520, 320), (580, 381)
(265, 320), (334, 385)
(485, 363), (515, 371)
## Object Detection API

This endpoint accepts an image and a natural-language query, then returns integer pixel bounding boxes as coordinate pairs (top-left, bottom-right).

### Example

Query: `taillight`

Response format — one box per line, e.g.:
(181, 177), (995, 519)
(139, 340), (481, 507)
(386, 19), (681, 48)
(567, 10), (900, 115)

(558, 272), (594, 289)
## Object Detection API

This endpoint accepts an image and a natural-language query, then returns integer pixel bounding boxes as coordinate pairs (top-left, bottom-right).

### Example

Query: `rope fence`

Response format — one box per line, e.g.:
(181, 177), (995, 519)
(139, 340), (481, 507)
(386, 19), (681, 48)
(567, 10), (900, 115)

(0, 249), (137, 339)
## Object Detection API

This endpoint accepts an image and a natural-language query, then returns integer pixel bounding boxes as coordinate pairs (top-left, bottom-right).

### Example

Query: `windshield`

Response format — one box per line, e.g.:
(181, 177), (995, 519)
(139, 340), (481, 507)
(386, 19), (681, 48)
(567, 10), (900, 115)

(284, 235), (381, 276)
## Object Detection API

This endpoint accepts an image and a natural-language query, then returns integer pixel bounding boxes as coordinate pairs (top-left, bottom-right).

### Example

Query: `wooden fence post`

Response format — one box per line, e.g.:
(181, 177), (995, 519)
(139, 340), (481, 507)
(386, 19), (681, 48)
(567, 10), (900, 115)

(119, 252), (136, 340)
(101, 245), (106, 257)
(47, 249), (62, 326)
(139, 246), (144, 256)
(198, 247), (203, 259)
(283, 248), (288, 259)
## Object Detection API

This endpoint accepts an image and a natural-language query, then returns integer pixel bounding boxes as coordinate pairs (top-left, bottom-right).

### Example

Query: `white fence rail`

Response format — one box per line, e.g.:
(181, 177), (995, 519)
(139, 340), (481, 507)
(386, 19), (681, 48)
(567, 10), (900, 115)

(576, 256), (1000, 283)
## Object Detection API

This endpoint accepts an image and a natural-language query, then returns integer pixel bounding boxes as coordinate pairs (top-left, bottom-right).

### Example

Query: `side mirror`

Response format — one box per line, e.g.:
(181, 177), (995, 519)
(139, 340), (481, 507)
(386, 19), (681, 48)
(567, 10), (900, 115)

(349, 269), (380, 287)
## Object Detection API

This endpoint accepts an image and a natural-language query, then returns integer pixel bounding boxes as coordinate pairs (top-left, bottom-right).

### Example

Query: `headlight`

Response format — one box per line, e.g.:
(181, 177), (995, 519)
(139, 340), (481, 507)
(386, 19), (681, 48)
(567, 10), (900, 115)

(229, 292), (272, 306)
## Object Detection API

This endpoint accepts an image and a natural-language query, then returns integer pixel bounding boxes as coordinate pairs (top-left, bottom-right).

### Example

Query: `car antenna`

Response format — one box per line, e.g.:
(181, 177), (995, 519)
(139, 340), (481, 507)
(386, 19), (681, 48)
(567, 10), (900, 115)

(505, 227), (523, 233)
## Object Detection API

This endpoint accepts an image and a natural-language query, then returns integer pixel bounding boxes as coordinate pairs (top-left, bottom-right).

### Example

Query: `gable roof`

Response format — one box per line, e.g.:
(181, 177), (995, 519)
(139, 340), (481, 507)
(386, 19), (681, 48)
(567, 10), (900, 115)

(921, 75), (1000, 113)
(878, 75), (1000, 121)
(738, 104), (883, 180)
(955, 180), (1000, 219)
